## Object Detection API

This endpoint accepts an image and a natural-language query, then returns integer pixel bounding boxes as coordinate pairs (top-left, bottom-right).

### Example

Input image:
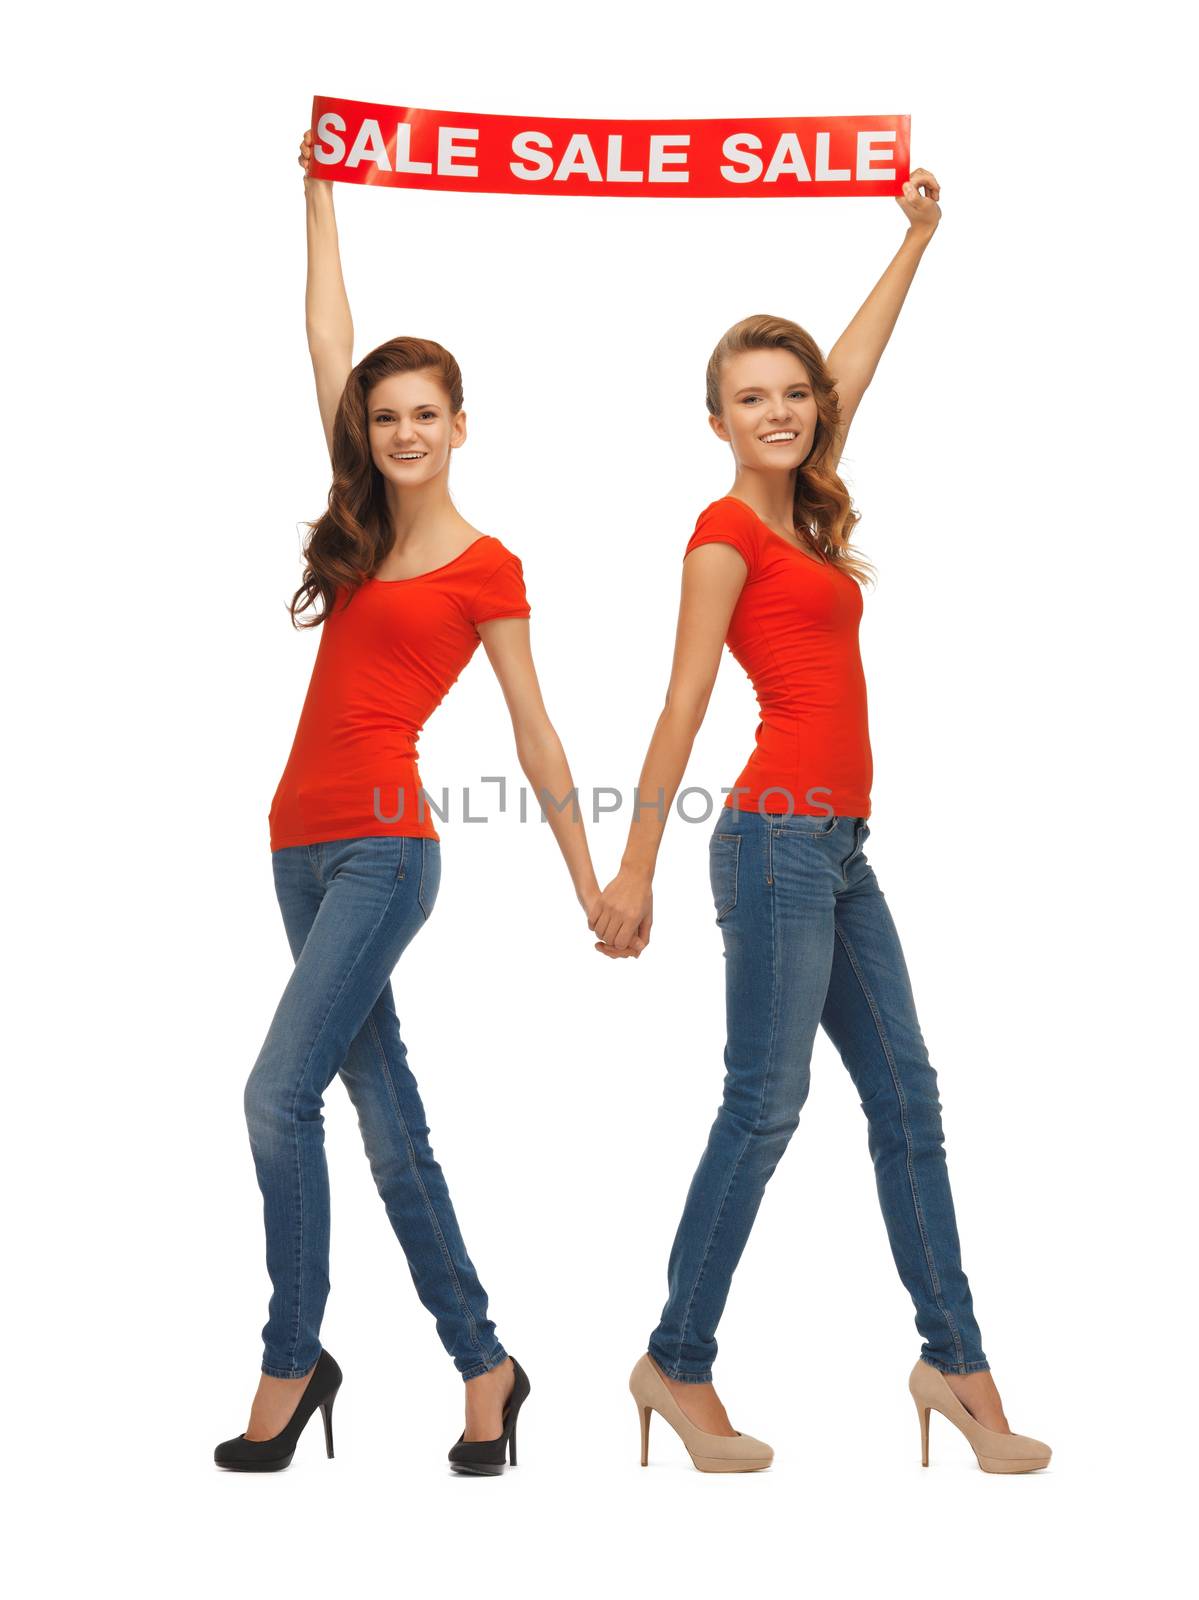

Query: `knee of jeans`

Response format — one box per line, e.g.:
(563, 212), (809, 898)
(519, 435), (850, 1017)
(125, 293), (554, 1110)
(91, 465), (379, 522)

(904, 1073), (946, 1130)
(759, 1106), (802, 1143)
(763, 1062), (811, 1137)
(244, 1057), (290, 1147)
(721, 1092), (802, 1144)
(731, 1090), (803, 1144)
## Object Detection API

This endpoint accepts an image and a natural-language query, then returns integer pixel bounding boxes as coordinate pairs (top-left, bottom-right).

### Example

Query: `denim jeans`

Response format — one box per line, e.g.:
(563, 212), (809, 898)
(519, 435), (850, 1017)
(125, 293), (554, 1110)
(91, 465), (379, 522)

(648, 809), (988, 1381)
(244, 834), (508, 1381)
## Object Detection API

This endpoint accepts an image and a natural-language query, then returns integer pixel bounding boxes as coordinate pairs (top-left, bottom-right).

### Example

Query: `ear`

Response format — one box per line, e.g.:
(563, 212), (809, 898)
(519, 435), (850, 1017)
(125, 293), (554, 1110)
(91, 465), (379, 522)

(708, 412), (729, 444)
(451, 409), (468, 447)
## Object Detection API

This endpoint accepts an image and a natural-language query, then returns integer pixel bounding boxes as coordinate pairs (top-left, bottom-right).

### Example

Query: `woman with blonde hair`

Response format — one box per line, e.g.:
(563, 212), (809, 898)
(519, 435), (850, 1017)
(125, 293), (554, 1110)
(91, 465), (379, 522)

(214, 130), (604, 1474)
(591, 169), (1053, 1475)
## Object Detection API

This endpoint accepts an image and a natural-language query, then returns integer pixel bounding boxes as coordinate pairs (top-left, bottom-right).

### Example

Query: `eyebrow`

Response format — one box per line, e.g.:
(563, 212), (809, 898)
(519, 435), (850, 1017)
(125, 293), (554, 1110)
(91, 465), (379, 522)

(733, 383), (810, 397)
(372, 402), (442, 412)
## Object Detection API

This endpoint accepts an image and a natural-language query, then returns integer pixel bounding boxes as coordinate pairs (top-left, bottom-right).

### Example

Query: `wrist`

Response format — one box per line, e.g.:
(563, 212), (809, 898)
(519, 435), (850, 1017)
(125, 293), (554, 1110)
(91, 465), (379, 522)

(618, 857), (655, 885)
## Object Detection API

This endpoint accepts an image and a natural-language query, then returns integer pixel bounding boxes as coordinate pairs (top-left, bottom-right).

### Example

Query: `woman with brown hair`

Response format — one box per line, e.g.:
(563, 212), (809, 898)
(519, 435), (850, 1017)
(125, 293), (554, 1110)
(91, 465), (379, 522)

(214, 130), (603, 1474)
(591, 168), (1053, 1475)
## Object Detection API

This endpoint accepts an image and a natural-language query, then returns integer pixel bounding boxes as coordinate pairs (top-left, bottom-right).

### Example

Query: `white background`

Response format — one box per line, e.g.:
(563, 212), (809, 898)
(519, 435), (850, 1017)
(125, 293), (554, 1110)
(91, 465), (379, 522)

(7, 2), (1195, 1596)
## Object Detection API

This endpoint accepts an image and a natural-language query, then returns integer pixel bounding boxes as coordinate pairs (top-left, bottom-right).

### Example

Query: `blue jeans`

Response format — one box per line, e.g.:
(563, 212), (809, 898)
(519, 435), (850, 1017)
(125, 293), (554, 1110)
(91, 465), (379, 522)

(648, 809), (988, 1380)
(244, 834), (509, 1381)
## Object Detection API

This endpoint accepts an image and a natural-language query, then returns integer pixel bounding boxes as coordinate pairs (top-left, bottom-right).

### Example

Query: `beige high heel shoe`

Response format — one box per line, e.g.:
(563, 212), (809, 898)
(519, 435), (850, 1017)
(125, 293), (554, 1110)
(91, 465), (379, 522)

(909, 1359), (1051, 1473)
(629, 1354), (773, 1473)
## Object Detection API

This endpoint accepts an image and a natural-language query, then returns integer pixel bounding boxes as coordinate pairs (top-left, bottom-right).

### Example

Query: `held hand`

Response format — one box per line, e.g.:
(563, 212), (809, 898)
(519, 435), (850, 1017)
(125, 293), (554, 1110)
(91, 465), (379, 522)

(593, 921), (649, 958)
(582, 896), (637, 953)
(575, 883), (640, 958)
(588, 870), (653, 958)
(579, 885), (632, 958)
(896, 167), (941, 233)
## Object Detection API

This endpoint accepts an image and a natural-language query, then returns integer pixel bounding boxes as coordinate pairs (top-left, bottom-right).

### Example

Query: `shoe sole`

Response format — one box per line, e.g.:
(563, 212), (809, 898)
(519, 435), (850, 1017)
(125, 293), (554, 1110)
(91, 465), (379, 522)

(976, 1455), (1051, 1473)
(214, 1453), (296, 1472)
(687, 1453), (772, 1473)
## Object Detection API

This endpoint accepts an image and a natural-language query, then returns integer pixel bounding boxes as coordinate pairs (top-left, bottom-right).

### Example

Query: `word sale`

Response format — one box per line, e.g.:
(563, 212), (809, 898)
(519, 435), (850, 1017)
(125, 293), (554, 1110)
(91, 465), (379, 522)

(311, 108), (904, 196)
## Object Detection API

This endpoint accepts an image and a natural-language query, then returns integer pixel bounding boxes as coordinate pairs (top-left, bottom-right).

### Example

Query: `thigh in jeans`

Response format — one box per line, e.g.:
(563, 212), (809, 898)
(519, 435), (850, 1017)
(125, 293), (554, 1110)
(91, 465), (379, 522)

(336, 839), (445, 1168)
(245, 836), (434, 1371)
(255, 836), (431, 1101)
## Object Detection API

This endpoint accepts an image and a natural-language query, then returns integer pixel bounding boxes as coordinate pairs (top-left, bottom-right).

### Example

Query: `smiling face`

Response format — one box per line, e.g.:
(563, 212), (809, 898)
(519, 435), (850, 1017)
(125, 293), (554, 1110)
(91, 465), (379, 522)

(366, 368), (466, 486)
(709, 347), (818, 473)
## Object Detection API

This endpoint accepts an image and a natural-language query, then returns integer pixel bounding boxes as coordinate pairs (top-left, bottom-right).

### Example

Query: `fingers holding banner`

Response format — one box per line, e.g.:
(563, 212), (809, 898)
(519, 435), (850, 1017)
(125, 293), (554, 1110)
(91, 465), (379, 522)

(307, 97), (911, 200)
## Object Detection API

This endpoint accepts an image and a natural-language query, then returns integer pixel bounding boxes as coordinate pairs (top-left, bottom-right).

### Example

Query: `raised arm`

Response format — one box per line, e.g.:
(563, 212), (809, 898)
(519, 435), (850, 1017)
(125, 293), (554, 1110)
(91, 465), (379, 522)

(588, 543), (747, 957)
(298, 128), (354, 460)
(824, 166), (942, 472)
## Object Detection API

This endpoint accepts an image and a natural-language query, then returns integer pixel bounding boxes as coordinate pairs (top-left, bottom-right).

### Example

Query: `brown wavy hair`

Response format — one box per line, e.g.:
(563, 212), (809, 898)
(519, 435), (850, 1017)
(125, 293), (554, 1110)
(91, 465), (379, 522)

(288, 337), (466, 627)
(705, 313), (875, 587)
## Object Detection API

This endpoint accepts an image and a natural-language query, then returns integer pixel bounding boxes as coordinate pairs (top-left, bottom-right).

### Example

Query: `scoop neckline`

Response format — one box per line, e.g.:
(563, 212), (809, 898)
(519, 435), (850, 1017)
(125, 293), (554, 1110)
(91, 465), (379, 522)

(368, 534), (491, 584)
(719, 496), (829, 567)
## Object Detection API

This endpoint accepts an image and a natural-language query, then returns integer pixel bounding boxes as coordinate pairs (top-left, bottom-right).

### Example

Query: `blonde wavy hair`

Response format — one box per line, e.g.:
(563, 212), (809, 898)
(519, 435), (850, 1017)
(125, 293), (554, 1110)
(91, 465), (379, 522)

(706, 313), (875, 587)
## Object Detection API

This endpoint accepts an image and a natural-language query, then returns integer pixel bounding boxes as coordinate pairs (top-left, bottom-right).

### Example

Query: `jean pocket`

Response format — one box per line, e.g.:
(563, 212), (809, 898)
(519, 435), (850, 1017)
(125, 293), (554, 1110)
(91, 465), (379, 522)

(417, 840), (441, 921)
(842, 819), (870, 879)
(773, 812), (839, 837)
(365, 834), (409, 879)
(805, 811), (840, 835)
(709, 833), (741, 922)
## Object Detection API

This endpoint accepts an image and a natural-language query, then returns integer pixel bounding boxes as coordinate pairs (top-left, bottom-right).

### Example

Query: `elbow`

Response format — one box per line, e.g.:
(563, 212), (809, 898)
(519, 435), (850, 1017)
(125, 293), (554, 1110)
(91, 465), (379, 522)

(305, 323), (353, 353)
(513, 716), (560, 769)
(661, 692), (707, 738)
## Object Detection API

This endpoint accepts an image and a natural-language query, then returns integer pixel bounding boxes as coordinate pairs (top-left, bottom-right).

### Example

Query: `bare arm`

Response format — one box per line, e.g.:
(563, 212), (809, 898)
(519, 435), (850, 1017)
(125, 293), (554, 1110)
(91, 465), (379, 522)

(299, 128), (353, 460)
(824, 166), (942, 472)
(476, 619), (602, 918)
(587, 543), (748, 956)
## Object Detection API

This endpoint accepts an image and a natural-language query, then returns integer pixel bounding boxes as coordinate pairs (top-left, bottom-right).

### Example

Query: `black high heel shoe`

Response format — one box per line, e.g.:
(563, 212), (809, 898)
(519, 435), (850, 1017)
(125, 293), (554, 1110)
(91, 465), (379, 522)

(214, 1349), (343, 1472)
(448, 1356), (531, 1476)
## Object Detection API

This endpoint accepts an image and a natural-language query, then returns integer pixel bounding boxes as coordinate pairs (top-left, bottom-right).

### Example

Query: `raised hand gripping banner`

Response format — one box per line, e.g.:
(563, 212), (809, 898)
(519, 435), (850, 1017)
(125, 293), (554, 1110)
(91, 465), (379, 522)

(310, 97), (910, 199)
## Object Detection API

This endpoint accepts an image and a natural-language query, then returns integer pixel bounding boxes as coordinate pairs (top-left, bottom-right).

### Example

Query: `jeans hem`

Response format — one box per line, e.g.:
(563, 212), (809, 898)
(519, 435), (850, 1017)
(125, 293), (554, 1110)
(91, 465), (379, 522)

(646, 1347), (713, 1384)
(261, 1357), (320, 1380)
(919, 1355), (991, 1376)
(459, 1346), (509, 1381)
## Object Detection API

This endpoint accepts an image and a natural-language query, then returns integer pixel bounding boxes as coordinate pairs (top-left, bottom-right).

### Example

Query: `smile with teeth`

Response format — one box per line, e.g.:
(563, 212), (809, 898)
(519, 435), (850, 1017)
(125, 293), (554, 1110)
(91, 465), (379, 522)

(760, 431), (798, 444)
(390, 451), (426, 461)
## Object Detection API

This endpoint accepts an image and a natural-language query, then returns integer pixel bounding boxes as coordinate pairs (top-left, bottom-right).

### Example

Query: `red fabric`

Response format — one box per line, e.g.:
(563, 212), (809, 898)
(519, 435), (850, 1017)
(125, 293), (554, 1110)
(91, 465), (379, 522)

(685, 496), (872, 818)
(269, 536), (530, 849)
(309, 97), (911, 200)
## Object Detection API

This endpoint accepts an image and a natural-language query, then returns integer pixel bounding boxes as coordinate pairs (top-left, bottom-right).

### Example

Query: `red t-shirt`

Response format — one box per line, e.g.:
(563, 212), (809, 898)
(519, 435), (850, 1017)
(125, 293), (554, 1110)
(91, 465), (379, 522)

(268, 535), (531, 850)
(685, 496), (872, 818)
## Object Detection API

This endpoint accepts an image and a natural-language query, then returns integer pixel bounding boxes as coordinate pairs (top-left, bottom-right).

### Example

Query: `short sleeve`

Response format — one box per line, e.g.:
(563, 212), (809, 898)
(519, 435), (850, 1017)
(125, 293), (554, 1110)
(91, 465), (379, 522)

(683, 499), (759, 575)
(470, 553), (531, 625)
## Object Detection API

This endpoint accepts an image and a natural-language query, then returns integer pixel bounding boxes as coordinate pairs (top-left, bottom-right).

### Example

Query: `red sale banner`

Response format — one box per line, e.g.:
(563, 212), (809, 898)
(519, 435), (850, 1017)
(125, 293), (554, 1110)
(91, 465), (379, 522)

(310, 97), (910, 199)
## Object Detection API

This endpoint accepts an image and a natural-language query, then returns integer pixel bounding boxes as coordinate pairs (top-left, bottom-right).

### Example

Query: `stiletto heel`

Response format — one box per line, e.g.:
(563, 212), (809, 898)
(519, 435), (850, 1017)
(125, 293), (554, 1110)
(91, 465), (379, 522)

(214, 1349), (343, 1472)
(629, 1354), (772, 1473)
(908, 1360), (1051, 1474)
(448, 1356), (531, 1476)
(914, 1395), (930, 1466)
